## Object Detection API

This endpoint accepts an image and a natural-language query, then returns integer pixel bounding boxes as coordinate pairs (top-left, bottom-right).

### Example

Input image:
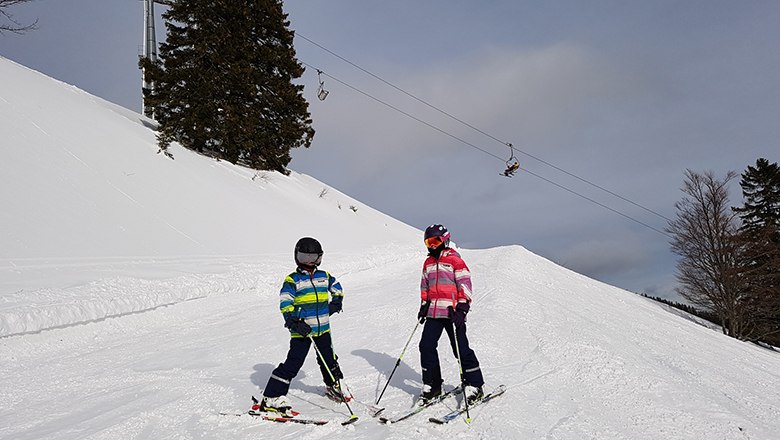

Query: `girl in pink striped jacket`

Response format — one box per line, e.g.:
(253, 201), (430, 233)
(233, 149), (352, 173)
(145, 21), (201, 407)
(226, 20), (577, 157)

(417, 224), (485, 405)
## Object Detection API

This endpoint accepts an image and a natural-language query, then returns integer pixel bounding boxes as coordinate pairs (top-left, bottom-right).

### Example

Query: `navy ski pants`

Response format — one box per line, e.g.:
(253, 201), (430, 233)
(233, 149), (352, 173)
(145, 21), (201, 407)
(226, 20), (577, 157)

(263, 332), (342, 398)
(419, 318), (484, 388)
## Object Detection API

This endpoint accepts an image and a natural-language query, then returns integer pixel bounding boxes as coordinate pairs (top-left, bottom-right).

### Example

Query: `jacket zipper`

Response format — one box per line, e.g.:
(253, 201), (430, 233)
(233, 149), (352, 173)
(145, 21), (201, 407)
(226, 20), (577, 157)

(433, 258), (440, 319)
(430, 250), (458, 319)
(310, 272), (321, 335)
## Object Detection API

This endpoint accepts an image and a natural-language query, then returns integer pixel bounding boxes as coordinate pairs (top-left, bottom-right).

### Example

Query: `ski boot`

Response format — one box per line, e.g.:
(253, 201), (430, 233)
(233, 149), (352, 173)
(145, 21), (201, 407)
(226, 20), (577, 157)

(324, 384), (351, 403)
(252, 395), (293, 416)
(419, 384), (442, 405)
(464, 385), (484, 405)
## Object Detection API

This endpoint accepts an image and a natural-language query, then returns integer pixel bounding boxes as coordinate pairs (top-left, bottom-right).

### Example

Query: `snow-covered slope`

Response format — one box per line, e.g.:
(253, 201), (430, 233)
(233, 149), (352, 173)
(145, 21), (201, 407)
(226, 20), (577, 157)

(1, 56), (779, 440)
(0, 56), (417, 295)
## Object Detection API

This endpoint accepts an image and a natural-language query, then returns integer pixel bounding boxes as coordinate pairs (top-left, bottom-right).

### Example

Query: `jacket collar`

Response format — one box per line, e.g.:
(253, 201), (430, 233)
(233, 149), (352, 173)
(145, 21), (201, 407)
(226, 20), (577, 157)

(296, 266), (318, 276)
(429, 246), (455, 260)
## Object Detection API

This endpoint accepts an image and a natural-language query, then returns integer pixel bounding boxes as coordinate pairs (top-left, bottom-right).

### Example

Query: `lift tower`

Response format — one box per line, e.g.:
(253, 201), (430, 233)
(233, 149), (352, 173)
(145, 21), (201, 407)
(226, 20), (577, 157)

(141, 0), (162, 118)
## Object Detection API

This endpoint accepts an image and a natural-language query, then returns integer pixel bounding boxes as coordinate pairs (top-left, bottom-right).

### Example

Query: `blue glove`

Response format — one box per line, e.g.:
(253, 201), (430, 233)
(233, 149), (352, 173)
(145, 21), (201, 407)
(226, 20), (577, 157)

(329, 300), (342, 316)
(418, 301), (430, 324)
(449, 302), (469, 328)
(285, 318), (311, 337)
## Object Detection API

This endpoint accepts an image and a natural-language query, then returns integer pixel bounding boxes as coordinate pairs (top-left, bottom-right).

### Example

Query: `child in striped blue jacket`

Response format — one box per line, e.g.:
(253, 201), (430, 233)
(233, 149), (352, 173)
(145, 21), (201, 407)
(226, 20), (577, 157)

(257, 237), (347, 413)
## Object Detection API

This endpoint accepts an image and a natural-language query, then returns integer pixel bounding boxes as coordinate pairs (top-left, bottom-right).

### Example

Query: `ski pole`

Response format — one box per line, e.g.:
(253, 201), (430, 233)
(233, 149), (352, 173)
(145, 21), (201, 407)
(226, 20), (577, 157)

(375, 320), (420, 406)
(335, 374), (386, 417)
(326, 325), (385, 416)
(308, 334), (359, 425)
(452, 317), (471, 423)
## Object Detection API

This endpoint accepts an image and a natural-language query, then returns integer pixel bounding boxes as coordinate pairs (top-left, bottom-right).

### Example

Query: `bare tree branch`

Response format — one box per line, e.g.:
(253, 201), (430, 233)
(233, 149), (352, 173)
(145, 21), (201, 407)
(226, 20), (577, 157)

(0, 0), (38, 35)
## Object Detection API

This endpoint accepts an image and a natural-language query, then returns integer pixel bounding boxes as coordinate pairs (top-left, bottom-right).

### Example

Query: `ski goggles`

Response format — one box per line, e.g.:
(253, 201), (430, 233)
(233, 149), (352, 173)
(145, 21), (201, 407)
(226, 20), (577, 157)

(296, 250), (323, 266)
(424, 234), (449, 249)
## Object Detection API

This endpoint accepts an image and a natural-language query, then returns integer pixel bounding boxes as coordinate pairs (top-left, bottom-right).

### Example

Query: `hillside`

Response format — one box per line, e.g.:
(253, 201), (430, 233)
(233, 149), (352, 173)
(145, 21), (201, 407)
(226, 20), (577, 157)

(1, 56), (779, 440)
(0, 56), (417, 296)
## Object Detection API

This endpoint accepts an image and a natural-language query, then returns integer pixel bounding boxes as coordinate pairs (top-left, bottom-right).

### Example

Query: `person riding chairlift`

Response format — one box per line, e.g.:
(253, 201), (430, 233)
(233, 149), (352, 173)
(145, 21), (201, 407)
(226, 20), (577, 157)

(503, 161), (519, 177)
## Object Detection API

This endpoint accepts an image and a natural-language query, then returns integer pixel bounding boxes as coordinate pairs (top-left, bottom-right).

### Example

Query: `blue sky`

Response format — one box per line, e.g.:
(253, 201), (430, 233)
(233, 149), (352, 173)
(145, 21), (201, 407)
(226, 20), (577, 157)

(2, 0), (779, 301)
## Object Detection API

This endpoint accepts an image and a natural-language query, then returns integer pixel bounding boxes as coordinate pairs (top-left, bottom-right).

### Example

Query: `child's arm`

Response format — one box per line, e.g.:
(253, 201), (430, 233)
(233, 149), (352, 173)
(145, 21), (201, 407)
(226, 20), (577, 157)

(327, 272), (344, 314)
(453, 258), (473, 304)
(280, 275), (297, 318)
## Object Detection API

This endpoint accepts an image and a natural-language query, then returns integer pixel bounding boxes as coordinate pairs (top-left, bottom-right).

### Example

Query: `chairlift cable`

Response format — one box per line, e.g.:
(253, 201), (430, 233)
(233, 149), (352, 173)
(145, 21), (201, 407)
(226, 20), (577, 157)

(297, 33), (671, 223)
(306, 64), (500, 159)
(303, 63), (671, 239)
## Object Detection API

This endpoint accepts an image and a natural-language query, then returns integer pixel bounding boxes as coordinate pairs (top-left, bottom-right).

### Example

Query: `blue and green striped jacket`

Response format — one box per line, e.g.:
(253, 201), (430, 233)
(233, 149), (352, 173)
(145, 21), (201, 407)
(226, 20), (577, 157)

(280, 268), (343, 338)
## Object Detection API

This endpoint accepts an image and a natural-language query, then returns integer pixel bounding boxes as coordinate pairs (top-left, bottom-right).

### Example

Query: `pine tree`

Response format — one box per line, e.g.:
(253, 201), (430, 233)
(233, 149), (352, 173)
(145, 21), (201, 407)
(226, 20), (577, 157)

(733, 158), (780, 345)
(139, 0), (314, 174)
(734, 159), (780, 235)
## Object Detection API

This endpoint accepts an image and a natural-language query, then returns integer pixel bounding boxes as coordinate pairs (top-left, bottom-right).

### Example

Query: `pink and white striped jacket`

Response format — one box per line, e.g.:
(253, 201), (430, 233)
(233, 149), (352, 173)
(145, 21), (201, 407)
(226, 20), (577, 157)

(420, 248), (472, 320)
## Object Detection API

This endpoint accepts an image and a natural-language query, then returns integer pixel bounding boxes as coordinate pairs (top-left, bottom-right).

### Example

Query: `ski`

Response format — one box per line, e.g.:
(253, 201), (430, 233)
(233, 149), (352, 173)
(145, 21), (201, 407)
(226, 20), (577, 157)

(219, 410), (329, 425)
(428, 384), (506, 424)
(260, 415), (329, 425)
(367, 406), (384, 417)
(378, 387), (462, 424)
(339, 382), (384, 417)
(341, 414), (359, 426)
(219, 411), (256, 417)
(220, 395), (330, 425)
(223, 395), (357, 426)
(219, 408), (299, 417)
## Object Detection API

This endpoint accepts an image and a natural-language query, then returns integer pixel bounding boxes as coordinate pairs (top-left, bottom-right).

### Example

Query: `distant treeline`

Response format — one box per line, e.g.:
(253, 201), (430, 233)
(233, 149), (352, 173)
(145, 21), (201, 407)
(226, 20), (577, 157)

(639, 294), (722, 327)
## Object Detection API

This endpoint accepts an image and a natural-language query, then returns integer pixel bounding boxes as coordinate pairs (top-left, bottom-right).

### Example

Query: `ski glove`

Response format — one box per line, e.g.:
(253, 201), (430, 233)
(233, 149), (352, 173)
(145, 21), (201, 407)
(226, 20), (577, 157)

(329, 299), (343, 316)
(285, 318), (312, 337)
(418, 301), (430, 324)
(449, 302), (469, 328)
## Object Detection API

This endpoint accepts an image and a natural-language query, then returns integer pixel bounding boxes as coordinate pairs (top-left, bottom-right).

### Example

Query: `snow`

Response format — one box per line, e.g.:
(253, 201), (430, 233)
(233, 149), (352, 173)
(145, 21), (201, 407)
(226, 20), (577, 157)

(1, 55), (779, 439)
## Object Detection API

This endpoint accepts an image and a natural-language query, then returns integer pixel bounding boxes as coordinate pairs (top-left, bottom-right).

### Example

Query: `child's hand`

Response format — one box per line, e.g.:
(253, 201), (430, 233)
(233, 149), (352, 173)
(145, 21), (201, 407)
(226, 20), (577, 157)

(285, 318), (312, 336)
(418, 301), (430, 323)
(448, 303), (469, 328)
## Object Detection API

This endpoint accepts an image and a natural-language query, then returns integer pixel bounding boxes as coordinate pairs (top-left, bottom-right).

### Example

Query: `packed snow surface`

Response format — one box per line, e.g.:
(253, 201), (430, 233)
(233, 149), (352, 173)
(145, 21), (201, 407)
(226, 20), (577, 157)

(1, 56), (779, 439)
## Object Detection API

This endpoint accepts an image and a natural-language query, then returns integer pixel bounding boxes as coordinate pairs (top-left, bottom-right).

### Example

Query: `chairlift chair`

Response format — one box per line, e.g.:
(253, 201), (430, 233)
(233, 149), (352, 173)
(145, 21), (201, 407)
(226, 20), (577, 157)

(317, 70), (329, 101)
(501, 143), (519, 177)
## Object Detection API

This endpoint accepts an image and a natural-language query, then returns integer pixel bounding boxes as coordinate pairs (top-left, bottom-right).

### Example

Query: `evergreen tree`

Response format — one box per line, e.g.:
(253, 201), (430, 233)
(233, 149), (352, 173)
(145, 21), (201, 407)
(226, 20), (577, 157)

(734, 158), (780, 345)
(734, 158), (780, 235)
(139, 0), (314, 174)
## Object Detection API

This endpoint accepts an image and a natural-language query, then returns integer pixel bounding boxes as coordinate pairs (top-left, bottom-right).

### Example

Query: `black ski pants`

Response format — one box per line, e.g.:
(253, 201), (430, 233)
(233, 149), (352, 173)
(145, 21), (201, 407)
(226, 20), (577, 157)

(263, 332), (342, 398)
(419, 318), (484, 389)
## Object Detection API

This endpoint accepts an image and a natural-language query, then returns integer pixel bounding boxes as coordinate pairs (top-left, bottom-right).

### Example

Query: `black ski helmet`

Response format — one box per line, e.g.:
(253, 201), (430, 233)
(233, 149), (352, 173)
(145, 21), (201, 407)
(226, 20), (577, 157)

(424, 224), (451, 250)
(295, 237), (323, 267)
